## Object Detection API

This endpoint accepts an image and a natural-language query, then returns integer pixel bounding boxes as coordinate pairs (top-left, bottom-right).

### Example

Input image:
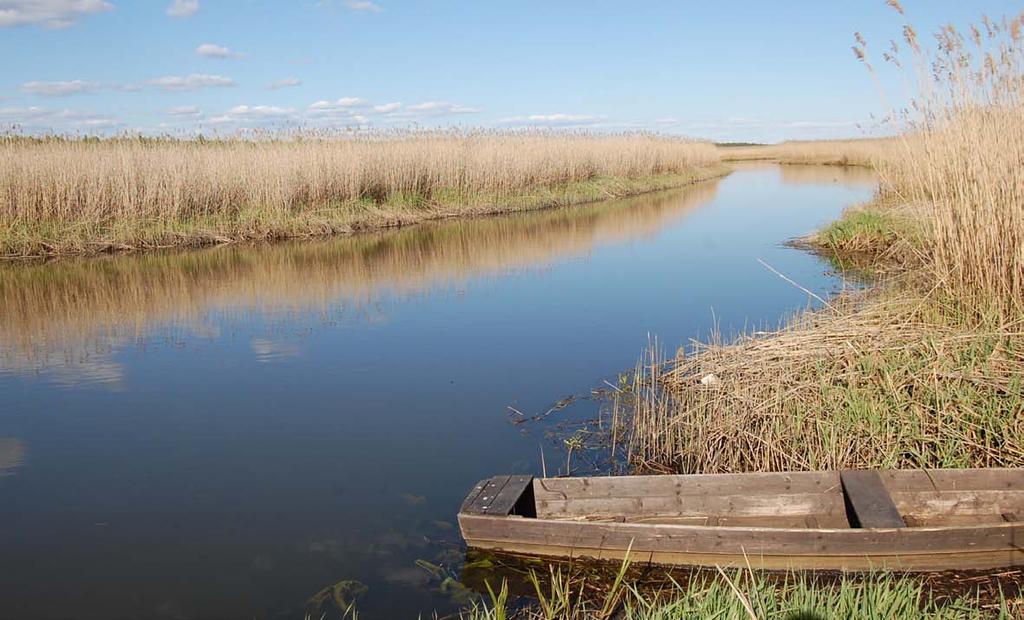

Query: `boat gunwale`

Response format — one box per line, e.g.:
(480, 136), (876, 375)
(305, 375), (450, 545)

(459, 512), (1024, 535)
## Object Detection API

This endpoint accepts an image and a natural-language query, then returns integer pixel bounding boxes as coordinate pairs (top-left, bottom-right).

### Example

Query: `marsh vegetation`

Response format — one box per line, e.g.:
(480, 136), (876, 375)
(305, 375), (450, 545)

(618, 7), (1024, 480)
(0, 133), (721, 258)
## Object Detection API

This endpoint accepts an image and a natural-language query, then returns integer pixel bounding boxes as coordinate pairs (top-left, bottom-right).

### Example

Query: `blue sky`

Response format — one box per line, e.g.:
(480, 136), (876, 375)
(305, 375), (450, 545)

(1, 0), (1020, 141)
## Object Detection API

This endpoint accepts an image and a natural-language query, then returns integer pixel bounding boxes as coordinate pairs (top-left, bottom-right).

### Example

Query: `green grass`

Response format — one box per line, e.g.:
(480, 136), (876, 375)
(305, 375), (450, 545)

(816, 208), (908, 253)
(461, 569), (1017, 620)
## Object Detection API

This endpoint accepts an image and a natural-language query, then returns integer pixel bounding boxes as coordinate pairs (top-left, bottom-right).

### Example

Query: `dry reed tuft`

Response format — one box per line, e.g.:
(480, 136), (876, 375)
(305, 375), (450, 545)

(626, 290), (1024, 473)
(0, 132), (721, 258)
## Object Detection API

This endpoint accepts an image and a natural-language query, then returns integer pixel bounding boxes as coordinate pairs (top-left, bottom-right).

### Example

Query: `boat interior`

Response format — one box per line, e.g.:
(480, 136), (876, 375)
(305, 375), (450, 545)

(479, 469), (1024, 530)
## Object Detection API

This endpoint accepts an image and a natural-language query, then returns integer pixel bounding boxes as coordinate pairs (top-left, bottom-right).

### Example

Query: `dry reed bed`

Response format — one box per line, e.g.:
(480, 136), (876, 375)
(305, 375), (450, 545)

(627, 8), (1024, 473)
(0, 133), (721, 258)
(718, 138), (897, 167)
(0, 181), (720, 377)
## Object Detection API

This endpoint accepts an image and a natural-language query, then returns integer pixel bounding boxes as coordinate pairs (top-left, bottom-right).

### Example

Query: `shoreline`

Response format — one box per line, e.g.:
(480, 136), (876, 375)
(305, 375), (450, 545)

(1, 165), (730, 262)
(623, 182), (1023, 475)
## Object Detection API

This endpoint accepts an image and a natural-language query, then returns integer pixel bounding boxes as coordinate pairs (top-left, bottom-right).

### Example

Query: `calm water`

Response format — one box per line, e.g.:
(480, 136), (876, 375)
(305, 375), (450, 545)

(0, 164), (876, 620)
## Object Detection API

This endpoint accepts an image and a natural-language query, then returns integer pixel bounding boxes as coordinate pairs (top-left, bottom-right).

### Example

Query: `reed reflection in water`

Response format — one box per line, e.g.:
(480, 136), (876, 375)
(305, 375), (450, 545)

(0, 180), (719, 388)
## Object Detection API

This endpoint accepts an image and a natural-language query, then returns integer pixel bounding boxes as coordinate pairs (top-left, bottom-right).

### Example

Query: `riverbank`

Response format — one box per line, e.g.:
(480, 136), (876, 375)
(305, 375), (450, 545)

(623, 8), (1023, 476)
(0, 134), (723, 259)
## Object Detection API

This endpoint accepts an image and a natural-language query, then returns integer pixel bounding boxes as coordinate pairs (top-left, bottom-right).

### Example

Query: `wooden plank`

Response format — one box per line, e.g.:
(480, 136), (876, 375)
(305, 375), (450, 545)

(533, 471), (840, 501)
(478, 475), (533, 516)
(841, 470), (906, 529)
(880, 468), (1024, 493)
(904, 514), (1009, 527)
(459, 479), (492, 514)
(891, 490), (1024, 520)
(459, 513), (1024, 561)
(535, 492), (847, 521)
(463, 476), (512, 515)
(459, 532), (1024, 571)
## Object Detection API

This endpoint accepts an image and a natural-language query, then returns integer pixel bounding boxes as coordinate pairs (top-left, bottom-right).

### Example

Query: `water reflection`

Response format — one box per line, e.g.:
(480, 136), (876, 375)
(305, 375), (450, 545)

(0, 166), (877, 619)
(0, 181), (719, 388)
(0, 437), (26, 476)
(778, 163), (877, 188)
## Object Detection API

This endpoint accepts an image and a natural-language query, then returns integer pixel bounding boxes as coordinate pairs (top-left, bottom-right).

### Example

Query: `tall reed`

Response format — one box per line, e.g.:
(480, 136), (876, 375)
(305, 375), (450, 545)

(865, 9), (1024, 317)
(0, 132), (720, 257)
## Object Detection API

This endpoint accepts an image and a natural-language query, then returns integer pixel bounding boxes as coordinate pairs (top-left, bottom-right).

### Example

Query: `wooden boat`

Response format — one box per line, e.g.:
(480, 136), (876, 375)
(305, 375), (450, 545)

(457, 469), (1024, 571)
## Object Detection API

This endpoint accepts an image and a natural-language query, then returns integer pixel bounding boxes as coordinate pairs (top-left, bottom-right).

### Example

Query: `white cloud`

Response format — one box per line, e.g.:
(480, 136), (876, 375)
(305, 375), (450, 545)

(306, 97), (479, 124)
(196, 43), (242, 59)
(346, 1), (380, 12)
(208, 104), (297, 124)
(166, 0), (197, 17)
(403, 101), (480, 115)
(373, 102), (401, 113)
(147, 74), (235, 91)
(227, 105), (294, 116)
(336, 97), (366, 107)
(0, 105), (120, 131)
(267, 77), (301, 90)
(20, 79), (101, 96)
(167, 105), (201, 116)
(498, 113), (604, 126)
(308, 97), (367, 110)
(0, 0), (113, 28)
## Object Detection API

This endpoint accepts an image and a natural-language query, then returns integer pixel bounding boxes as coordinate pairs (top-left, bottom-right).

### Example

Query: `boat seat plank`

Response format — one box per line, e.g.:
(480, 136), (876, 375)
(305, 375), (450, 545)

(479, 475), (534, 516)
(463, 475), (512, 515)
(459, 479), (491, 514)
(841, 470), (906, 528)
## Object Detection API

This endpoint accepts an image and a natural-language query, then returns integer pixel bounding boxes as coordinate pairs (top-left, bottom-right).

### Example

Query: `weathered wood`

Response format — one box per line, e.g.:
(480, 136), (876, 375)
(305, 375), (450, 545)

(459, 512), (1024, 570)
(463, 476), (512, 515)
(841, 470), (906, 529)
(872, 469), (1024, 523)
(535, 493), (848, 522)
(458, 469), (1024, 572)
(533, 471), (840, 501)
(476, 475), (533, 516)
(459, 478), (491, 514)
(879, 468), (1024, 492)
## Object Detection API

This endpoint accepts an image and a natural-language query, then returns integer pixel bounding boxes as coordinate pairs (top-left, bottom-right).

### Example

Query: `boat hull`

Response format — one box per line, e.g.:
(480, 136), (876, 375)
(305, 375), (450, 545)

(459, 513), (1024, 571)
(457, 469), (1024, 572)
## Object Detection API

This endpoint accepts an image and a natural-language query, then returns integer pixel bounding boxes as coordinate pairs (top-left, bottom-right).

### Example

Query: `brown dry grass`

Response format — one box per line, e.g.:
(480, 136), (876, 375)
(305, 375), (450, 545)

(0, 132), (720, 258)
(626, 290), (1024, 473)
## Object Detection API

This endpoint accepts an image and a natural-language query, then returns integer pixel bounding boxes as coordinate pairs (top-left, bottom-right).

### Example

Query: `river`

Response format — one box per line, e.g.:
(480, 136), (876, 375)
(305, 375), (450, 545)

(0, 163), (876, 619)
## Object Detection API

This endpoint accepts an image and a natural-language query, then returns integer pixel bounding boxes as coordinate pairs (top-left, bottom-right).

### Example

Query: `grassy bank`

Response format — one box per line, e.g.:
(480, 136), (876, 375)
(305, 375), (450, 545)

(0, 133), (722, 259)
(462, 564), (1019, 619)
(621, 8), (1024, 475)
